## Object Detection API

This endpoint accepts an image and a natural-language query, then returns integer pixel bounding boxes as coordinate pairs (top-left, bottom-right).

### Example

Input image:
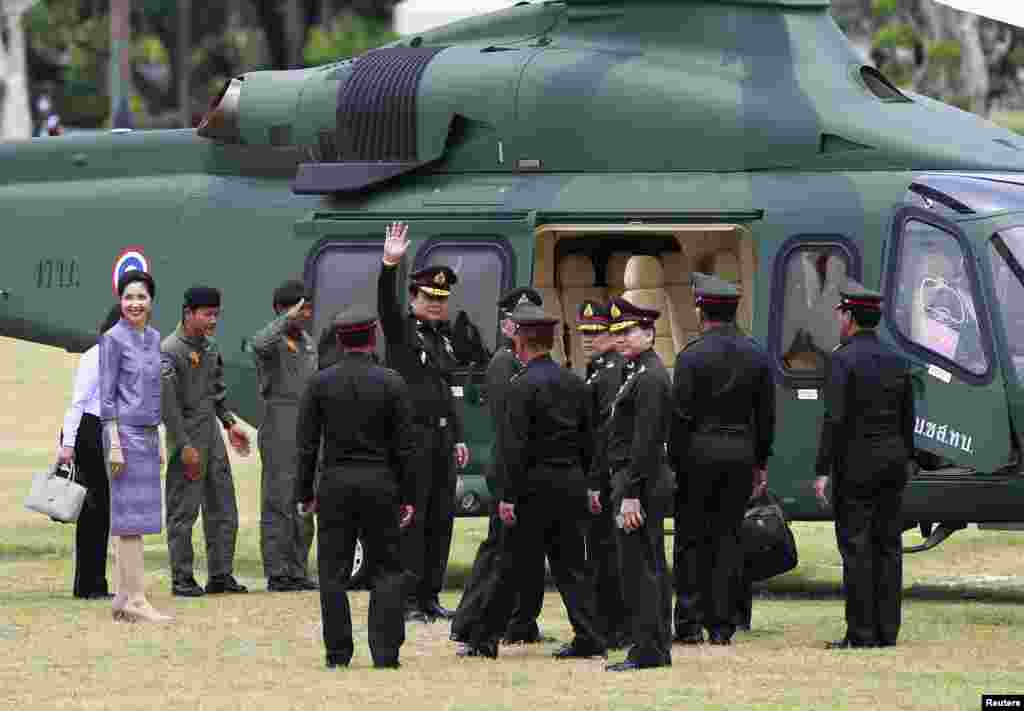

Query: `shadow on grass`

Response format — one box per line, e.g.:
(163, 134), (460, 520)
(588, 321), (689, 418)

(8, 546), (1024, 605)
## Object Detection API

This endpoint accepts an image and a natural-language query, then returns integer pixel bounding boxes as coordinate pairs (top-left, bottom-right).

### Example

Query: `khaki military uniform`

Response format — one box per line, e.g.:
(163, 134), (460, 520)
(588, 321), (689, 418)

(161, 324), (240, 585)
(251, 314), (318, 581)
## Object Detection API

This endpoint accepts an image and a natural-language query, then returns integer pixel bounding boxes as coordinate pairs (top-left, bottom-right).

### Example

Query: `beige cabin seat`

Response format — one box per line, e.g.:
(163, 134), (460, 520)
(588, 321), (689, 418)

(661, 250), (699, 352)
(622, 256), (677, 368)
(535, 287), (568, 366)
(558, 254), (607, 375)
(606, 252), (632, 300)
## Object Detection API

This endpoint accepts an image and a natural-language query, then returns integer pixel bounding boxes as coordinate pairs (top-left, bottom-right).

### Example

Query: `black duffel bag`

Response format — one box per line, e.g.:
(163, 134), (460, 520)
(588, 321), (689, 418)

(742, 490), (798, 582)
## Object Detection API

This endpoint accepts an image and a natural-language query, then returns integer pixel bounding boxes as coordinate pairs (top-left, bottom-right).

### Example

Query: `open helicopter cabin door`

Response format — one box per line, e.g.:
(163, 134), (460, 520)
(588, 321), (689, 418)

(300, 211), (535, 512)
(880, 207), (1014, 488)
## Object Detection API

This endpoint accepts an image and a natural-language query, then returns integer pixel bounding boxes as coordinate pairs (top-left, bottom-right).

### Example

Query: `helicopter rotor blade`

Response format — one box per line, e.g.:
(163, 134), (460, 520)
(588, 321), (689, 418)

(931, 0), (1024, 29)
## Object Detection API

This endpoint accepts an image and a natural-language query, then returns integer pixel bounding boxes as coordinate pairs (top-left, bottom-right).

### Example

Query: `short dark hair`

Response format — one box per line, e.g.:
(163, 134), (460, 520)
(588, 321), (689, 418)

(849, 307), (881, 329)
(273, 279), (308, 311)
(117, 270), (155, 299)
(100, 304), (122, 334)
(517, 325), (555, 351)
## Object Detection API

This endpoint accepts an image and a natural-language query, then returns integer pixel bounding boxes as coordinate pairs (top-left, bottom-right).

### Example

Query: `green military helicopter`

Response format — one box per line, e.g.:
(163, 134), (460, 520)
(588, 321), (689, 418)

(4, 0), (1024, 575)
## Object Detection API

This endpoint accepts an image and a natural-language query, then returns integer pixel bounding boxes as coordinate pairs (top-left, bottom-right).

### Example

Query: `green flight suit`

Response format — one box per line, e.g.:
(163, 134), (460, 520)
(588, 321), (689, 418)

(161, 324), (240, 584)
(251, 314), (317, 581)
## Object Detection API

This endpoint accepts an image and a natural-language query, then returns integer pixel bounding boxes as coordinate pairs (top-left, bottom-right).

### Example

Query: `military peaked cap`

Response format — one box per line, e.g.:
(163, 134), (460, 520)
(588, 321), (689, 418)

(333, 306), (379, 336)
(608, 297), (660, 333)
(576, 299), (611, 332)
(410, 265), (458, 297)
(836, 279), (883, 312)
(691, 272), (740, 306)
(507, 301), (559, 328)
(498, 287), (543, 314)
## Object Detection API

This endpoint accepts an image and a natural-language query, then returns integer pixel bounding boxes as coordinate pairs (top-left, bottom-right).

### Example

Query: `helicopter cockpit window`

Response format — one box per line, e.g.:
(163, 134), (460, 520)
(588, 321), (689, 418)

(988, 226), (1024, 382)
(890, 220), (988, 376)
(778, 245), (850, 375)
(308, 242), (388, 362)
(415, 241), (513, 367)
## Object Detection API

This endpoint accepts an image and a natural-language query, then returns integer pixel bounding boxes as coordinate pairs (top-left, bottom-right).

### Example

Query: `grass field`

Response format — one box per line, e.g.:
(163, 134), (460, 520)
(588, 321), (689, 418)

(994, 111), (1024, 136)
(4, 336), (1024, 710)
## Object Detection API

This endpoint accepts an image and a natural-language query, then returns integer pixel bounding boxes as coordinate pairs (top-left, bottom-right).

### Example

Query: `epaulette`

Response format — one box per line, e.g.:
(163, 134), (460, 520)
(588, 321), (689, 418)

(509, 369), (526, 383)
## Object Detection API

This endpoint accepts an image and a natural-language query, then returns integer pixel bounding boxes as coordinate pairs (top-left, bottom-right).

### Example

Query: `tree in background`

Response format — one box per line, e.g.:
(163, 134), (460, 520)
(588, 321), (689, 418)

(1, 0), (37, 140)
(21, 0), (398, 129)
(833, 0), (1024, 117)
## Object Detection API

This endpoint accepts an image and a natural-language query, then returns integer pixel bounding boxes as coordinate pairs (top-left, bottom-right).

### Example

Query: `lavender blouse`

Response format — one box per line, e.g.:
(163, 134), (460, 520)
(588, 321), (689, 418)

(99, 319), (162, 426)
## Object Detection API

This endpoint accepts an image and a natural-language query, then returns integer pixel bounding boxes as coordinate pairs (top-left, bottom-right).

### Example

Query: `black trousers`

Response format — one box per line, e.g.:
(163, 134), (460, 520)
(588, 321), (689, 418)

(73, 414), (110, 598)
(451, 510), (545, 641)
(732, 560), (753, 629)
(673, 460), (751, 639)
(586, 491), (628, 643)
(834, 464), (907, 646)
(317, 466), (405, 665)
(616, 495), (672, 666)
(401, 423), (455, 605)
(473, 483), (604, 650)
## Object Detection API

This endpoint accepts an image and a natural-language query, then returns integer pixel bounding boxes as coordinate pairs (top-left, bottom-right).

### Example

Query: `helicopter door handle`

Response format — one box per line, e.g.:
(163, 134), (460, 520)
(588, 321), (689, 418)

(0, 289), (9, 299)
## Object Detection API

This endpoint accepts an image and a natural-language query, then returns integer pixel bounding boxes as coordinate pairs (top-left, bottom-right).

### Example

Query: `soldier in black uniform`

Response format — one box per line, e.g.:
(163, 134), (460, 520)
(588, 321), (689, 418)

(451, 287), (548, 646)
(669, 273), (775, 646)
(814, 281), (915, 649)
(295, 308), (416, 669)
(604, 298), (675, 672)
(379, 222), (470, 622)
(576, 299), (630, 649)
(457, 301), (605, 660)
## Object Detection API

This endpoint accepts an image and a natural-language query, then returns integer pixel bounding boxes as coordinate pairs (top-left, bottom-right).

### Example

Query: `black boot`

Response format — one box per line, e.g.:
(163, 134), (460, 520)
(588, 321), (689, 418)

(206, 575), (248, 594)
(172, 576), (205, 597)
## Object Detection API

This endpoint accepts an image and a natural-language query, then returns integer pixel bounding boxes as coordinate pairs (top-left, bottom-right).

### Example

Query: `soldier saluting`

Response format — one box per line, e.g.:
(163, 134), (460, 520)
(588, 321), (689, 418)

(814, 281), (916, 649)
(251, 280), (318, 593)
(669, 273), (775, 646)
(295, 308), (416, 669)
(379, 222), (470, 622)
(604, 298), (675, 672)
(576, 299), (629, 649)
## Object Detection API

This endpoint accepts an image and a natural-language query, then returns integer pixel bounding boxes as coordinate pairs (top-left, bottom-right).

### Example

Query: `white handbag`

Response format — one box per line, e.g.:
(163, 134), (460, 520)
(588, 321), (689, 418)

(24, 462), (87, 523)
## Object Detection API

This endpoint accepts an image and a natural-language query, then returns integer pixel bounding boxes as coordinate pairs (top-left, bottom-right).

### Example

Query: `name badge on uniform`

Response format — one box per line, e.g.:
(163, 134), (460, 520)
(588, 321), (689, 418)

(451, 386), (464, 398)
(797, 389), (818, 401)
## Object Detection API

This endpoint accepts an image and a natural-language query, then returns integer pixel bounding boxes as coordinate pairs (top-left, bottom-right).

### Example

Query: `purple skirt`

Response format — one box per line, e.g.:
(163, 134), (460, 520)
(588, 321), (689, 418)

(104, 424), (162, 536)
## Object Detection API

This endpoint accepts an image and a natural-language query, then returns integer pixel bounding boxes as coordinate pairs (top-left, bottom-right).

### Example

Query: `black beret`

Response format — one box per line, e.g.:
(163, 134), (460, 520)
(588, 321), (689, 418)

(273, 279), (309, 310)
(498, 287), (542, 313)
(117, 270), (155, 299)
(576, 299), (611, 332)
(410, 265), (457, 296)
(183, 286), (221, 310)
(608, 297), (659, 333)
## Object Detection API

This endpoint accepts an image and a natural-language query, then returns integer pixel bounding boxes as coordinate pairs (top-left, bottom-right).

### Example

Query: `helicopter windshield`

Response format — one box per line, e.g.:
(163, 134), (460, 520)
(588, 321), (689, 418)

(989, 226), (1024, 383)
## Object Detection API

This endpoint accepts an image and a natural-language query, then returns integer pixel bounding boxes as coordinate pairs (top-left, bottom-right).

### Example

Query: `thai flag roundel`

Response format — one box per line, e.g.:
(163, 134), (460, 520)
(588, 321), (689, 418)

(112, 248), (149, 295)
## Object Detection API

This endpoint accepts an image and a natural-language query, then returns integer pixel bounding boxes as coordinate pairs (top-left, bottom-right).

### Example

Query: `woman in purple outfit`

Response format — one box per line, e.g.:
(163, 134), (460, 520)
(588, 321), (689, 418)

(100, 270), (172, 623)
